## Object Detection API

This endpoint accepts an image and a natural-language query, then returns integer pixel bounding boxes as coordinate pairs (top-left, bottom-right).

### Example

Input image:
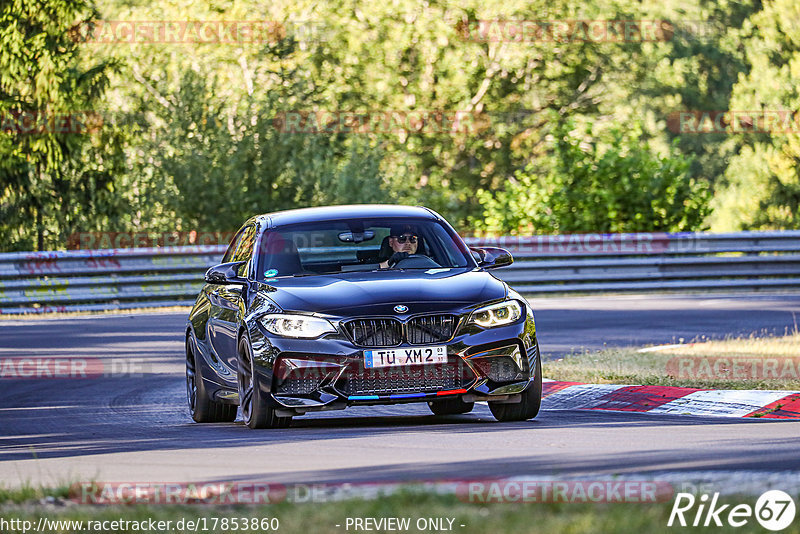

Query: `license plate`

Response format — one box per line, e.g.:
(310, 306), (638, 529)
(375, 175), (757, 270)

(364, 346), (447, 368)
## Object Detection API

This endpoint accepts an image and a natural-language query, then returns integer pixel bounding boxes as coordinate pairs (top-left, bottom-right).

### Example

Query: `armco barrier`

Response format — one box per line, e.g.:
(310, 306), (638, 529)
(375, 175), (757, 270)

(462, 231), (800, 293)
(0, 246), (226, 314)
(1, 231), (799, 314)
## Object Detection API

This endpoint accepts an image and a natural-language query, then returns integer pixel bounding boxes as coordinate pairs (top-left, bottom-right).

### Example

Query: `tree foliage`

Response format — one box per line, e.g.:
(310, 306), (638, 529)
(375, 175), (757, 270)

(476, 120), (711, 234)
(711, 0), (800, 230)
(0, 0), (796, 251)
(0, 0), (122, 251)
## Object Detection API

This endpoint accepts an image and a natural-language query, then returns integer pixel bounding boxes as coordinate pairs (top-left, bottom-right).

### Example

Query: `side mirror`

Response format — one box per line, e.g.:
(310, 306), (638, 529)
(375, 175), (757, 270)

(470, 247), (513, 269)
(205, 261), (247, 284)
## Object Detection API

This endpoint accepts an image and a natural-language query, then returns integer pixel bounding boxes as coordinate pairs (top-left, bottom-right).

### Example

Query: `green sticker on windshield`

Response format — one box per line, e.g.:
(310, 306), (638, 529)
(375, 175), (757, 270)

(264, 269), (278, 278)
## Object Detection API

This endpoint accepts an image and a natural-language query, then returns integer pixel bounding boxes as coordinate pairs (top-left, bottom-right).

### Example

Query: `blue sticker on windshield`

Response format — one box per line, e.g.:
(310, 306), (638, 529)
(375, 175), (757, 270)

(264, 269), (279, 278)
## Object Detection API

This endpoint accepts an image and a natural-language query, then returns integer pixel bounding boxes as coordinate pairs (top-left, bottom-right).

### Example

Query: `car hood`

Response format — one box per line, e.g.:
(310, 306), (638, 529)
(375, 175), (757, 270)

(254, 268), (508, 316)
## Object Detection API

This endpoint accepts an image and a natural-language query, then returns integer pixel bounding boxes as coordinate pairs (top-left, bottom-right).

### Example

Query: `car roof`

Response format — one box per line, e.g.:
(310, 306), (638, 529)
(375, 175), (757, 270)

(250, 204), (440, 228)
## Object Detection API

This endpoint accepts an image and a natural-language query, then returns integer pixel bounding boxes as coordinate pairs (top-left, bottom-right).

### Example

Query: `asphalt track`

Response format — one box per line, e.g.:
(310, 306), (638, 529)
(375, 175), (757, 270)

(0, 293), (799, 489)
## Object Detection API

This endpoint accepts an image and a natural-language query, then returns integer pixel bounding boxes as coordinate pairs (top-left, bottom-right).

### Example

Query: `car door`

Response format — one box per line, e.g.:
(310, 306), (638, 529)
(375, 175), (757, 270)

(207, 224), (257, 375)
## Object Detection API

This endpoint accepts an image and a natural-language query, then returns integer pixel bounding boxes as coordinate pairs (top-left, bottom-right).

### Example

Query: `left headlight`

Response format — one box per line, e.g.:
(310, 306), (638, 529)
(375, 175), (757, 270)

(259, 314), (336, 338)
(468, 300), (523, 328)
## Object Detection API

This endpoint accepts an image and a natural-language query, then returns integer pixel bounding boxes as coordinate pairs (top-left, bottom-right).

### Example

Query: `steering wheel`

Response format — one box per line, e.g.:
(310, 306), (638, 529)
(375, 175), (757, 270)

(392, 254), (441, 269)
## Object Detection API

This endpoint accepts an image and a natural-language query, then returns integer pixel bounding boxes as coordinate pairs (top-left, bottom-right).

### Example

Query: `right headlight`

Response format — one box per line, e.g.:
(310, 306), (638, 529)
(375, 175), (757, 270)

(468, 300), (523, 328)
(259, 314), (336, 338)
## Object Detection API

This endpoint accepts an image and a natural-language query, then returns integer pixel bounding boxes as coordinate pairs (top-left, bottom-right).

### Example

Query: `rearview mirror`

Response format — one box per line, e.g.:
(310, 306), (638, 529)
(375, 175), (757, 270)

(470, 247), (513, 269)
(205, 261), (247, 284)
(338, 230), (375, 243)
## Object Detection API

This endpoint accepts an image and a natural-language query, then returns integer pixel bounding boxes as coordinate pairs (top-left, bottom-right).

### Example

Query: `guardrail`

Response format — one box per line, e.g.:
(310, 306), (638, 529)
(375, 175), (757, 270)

(1, 231), (799, 314)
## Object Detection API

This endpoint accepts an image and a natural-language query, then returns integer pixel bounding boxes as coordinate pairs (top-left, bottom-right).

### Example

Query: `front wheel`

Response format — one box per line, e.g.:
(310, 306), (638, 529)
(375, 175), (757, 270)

(488, 345), (542, 422)
(237, 334), (292, 429)
(186, 334), (237, 423)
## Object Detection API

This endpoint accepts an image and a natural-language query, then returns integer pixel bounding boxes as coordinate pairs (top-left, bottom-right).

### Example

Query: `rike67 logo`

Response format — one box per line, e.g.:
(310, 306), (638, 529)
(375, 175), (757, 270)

(669, 490), (796, 531)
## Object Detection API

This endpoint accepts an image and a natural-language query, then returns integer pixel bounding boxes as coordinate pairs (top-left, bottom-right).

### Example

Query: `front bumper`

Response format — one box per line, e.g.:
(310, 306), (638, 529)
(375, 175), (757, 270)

(246, 313), (538, 415)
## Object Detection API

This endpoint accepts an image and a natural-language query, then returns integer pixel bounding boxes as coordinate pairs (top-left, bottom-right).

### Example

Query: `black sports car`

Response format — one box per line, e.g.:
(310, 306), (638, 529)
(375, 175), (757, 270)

(186, 205), (542, 428)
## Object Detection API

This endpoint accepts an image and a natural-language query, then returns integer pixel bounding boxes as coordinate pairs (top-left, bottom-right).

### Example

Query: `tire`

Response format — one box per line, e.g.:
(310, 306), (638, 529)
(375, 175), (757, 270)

(237, 334), (292, 429)
(428, 397), (474, 415)
(488, 345), (542, 422)
(186, 334), (237, 423)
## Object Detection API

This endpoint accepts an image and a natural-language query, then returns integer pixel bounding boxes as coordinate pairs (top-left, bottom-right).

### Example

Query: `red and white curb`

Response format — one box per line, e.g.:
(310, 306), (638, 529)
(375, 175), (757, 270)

(541, 380), (800, 419)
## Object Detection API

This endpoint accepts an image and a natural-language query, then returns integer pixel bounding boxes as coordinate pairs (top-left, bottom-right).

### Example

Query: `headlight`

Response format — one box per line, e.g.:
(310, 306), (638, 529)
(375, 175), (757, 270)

(469, 300), (523, 328)
(260, 314), (336, 338)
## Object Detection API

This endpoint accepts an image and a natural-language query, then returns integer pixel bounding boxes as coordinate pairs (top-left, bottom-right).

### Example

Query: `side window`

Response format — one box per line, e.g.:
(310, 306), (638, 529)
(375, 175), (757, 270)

(232, 225), (257, 277)
(222, 227), (246, 264)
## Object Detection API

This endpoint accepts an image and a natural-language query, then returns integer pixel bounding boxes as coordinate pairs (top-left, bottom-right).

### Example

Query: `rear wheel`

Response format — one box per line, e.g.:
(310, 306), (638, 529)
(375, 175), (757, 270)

(186, 334), (237, 423)
(488, 345), (542, 422)
(237, 334), (292, 429)
(428, 397), (474, 415)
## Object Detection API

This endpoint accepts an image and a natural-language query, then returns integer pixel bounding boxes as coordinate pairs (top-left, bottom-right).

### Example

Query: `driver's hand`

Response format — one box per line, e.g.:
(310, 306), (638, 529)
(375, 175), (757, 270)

(388, 251), (409, 267)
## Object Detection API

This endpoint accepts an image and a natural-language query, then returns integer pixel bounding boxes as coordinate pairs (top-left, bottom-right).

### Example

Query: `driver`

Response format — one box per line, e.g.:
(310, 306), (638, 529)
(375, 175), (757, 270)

(379, 224), (421, 268)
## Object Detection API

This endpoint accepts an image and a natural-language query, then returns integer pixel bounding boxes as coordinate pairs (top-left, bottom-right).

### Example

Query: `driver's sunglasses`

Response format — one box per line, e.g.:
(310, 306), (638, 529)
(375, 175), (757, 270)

(393, 234), (418, 244)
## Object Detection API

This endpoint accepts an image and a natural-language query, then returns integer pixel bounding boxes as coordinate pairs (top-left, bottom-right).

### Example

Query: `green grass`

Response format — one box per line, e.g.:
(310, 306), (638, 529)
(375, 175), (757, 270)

(2, 490), (798, 534)
(0, 483), (69, 504)
(546, 333), (800, 390)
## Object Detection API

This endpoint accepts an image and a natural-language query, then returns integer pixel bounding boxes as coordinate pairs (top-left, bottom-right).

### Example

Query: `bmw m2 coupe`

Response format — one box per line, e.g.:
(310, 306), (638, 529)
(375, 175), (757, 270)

(185, 205), (542, 428)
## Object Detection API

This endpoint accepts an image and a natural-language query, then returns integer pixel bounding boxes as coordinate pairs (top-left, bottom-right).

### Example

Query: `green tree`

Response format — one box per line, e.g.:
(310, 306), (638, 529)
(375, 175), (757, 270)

(4, 0), (776, 251)
(617, 0), (760, 186)
(0, 0), (120, 250)
(475, 120), (711, 234)
(301, 0), (664, 227)
(128, 56), (390, 233)
(711, 0), (800, 230)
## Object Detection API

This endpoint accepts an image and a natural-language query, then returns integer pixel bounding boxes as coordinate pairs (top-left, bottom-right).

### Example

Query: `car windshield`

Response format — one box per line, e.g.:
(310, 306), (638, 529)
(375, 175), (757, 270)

(255, 218), (473, 280)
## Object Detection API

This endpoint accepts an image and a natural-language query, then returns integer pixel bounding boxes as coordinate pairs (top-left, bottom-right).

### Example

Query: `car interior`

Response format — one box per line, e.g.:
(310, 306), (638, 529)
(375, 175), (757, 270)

(258, 221), (461, 279)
